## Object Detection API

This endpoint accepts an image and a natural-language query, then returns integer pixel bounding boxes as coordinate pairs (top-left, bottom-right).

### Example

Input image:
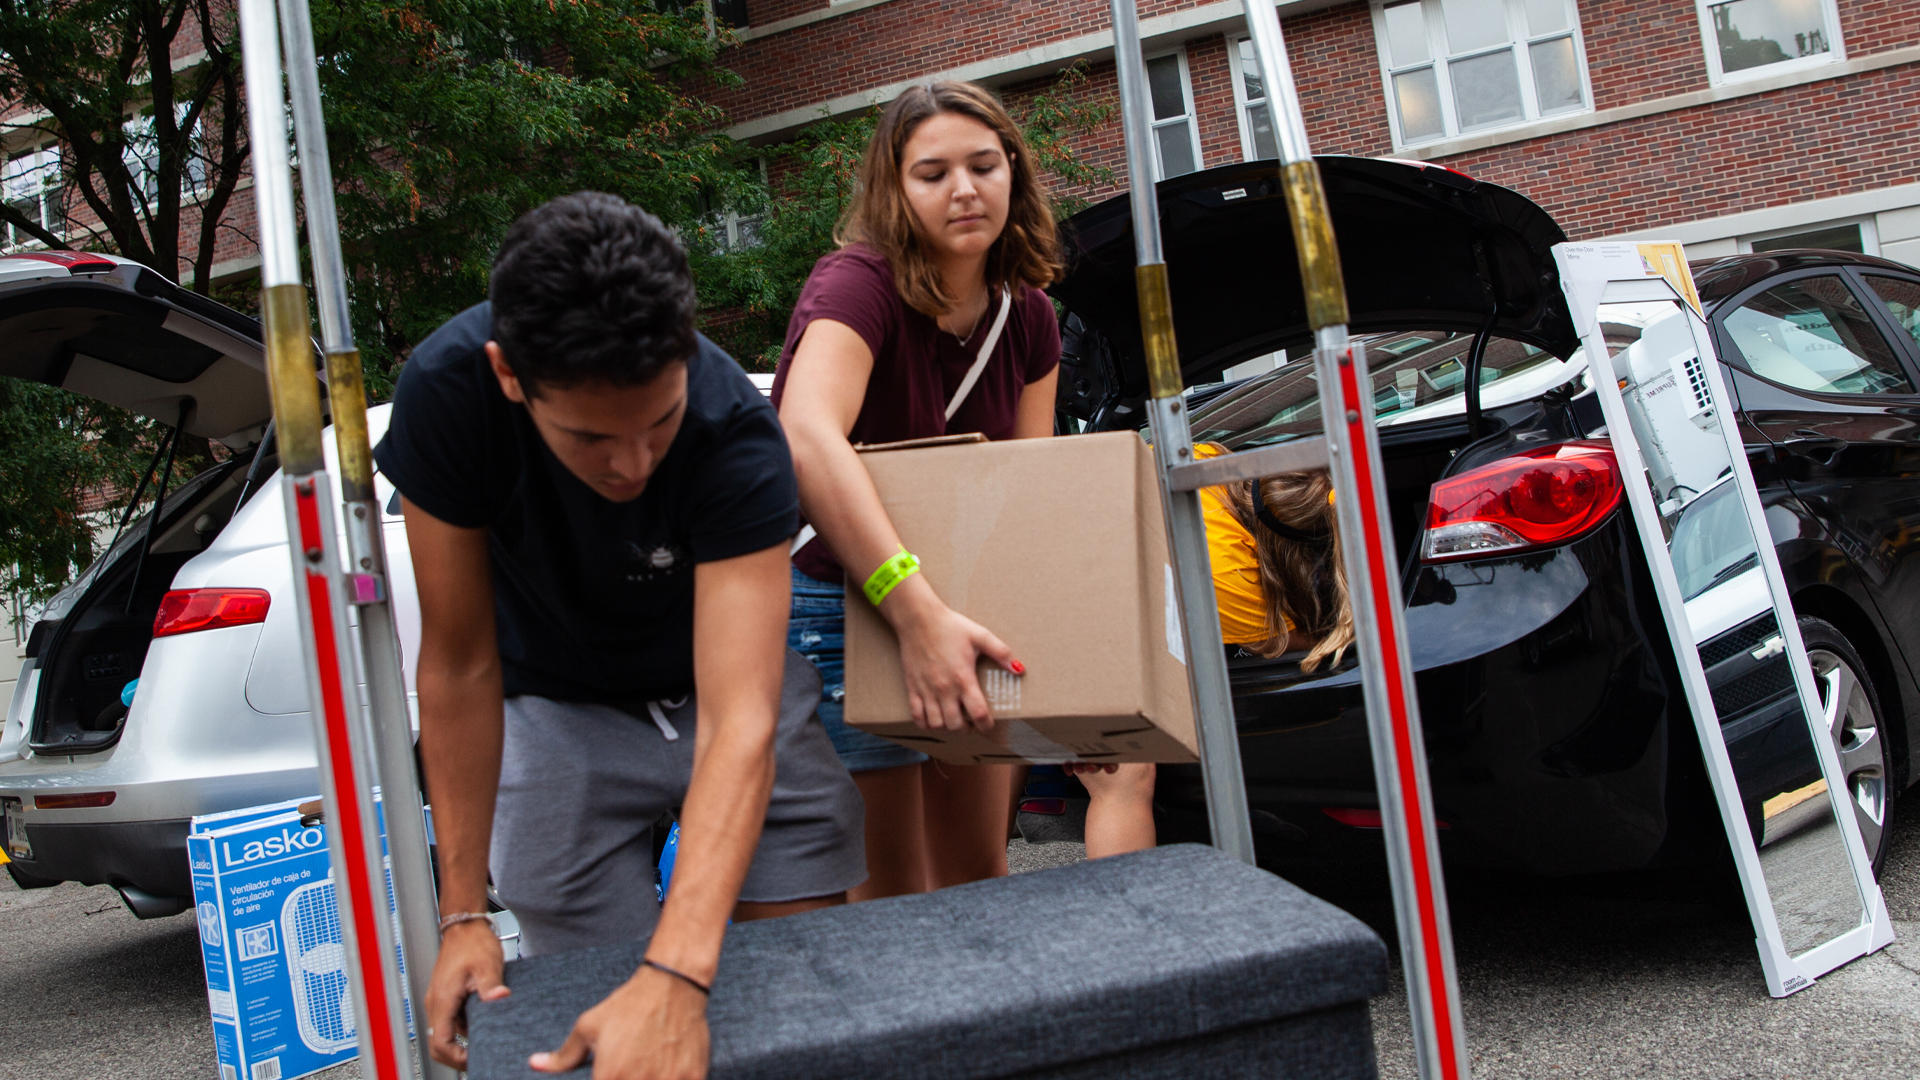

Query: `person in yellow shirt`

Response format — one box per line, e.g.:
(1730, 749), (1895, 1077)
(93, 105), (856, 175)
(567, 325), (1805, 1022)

(1067, 442), (1353, 857)
(1190, 442), (1353, 669)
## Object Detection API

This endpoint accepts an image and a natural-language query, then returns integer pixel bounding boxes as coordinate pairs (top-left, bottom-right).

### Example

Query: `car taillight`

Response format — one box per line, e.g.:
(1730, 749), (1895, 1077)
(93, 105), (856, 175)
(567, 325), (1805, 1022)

(37, 791), (116, 809)
(1322, 807), (1450, 829)
(1421, 441), (1622, 563)
(1322, 807), (1384, 828)
(153, 589), (272, 637)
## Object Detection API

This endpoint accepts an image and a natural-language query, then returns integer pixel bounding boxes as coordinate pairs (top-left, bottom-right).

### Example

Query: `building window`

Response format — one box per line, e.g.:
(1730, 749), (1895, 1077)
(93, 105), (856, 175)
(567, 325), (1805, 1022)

(1371, 0), (1591, 148)
(124, 106), (212, 205)
(1742, 219), (1879, 256)
(1145, 51), (1201, 180)
(696, 156), (767, 252)
(1227, 38), (1277, 161)
(1695, 0), (1843, 85)
(3, 145), (60, 251)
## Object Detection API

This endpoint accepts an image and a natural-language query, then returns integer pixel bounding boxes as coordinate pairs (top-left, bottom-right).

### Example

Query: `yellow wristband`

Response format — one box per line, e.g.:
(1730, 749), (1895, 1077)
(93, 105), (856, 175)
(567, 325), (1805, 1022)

(863, 548), (921, 607)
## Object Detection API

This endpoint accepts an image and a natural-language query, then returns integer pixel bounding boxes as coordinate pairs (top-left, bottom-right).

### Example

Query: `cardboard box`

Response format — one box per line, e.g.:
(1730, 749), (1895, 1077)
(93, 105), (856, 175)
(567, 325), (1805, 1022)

(190, 801), (360, 1080)
(844, 431), (1198, 764)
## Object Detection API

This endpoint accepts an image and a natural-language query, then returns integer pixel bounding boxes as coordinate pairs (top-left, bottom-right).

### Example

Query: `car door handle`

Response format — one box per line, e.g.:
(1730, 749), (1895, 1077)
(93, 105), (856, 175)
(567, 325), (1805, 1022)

(1781, 429), (1845, 465)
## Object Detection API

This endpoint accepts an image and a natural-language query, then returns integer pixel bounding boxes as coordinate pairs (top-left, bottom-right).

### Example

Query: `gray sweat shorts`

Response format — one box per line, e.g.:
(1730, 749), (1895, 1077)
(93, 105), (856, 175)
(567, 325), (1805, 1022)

(489, 648), (867, 958)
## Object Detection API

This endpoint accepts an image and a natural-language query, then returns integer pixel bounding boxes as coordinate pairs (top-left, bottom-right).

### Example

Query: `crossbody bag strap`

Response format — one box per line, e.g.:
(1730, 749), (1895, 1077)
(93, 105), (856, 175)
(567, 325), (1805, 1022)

(791, 286), (1015, 557)
(944, 285), (1014, 424)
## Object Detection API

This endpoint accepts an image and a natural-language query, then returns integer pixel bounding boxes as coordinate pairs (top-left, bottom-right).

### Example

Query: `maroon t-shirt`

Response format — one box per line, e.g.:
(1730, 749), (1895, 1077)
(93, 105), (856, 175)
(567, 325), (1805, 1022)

(771, 243), (1061, 582)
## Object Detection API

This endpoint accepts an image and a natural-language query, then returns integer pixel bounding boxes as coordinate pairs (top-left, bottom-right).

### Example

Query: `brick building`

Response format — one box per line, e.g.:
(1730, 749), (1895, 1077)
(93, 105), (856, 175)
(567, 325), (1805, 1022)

(714, 0), (1920, 266)
(2, 12), (259, 289)
(8, 1), (1916, 292)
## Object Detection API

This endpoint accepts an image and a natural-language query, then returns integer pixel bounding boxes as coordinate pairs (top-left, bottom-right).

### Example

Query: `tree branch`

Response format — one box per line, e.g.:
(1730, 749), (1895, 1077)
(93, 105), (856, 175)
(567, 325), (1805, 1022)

(0, 203), (71, 251)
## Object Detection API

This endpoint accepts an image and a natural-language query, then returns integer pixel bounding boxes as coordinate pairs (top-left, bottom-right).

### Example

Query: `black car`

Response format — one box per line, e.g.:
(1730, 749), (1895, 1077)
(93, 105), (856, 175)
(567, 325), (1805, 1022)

(1050, 157), (1918, 877)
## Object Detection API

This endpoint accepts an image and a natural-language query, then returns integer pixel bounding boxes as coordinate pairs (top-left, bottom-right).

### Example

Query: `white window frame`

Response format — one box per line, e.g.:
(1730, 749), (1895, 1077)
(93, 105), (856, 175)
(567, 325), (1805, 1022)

(123, 104), (214, 208)
(1369, 0), (1595, 151)
(699, 156), (769, 252)
(1144, 48), (1203, 181)
(1225, 36), (1274, 162)
(3, 141), (61, 253)
(1739, 216), (1881, 257)
(1694, 0), (1845, 87)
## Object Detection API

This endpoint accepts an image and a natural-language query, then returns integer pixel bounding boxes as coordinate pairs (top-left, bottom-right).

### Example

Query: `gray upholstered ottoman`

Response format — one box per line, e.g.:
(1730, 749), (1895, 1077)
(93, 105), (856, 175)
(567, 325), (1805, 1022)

(467, 843), (1387, 1079)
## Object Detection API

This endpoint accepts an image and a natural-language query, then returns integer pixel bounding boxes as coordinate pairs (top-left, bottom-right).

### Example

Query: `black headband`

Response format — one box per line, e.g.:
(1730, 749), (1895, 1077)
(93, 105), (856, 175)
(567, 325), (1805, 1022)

(1248, 481), (1332, 546)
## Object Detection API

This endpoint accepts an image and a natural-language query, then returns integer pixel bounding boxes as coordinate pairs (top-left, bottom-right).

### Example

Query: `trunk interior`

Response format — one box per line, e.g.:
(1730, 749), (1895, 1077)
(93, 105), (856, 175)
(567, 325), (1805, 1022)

(29, 460), (251, 754)
(1216, 416), (1489, 684)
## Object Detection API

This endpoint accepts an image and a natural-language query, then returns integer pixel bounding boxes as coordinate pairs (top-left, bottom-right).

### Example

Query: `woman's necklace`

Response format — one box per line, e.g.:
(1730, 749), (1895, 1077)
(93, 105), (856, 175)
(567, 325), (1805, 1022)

(942, 288), (991, 344)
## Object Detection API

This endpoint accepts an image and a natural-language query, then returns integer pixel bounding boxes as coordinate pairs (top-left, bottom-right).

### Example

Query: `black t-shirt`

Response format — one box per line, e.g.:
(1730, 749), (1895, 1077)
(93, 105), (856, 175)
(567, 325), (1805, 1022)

(374, 303), (797, 703)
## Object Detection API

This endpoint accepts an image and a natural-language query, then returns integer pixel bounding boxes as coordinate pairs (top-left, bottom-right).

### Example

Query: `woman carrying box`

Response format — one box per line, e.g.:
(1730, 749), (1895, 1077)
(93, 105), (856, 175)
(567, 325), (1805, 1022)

(772, 81), (1063, 898)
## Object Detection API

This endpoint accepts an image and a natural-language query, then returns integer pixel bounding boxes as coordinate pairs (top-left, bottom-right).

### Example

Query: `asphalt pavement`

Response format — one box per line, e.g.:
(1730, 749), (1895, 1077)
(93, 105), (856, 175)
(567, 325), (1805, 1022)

(3, 813), (1914, 1078)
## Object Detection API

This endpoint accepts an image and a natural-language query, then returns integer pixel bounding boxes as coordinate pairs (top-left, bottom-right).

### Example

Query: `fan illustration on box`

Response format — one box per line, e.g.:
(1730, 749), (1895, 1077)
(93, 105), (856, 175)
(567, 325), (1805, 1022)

(281, 879), (358, 1054)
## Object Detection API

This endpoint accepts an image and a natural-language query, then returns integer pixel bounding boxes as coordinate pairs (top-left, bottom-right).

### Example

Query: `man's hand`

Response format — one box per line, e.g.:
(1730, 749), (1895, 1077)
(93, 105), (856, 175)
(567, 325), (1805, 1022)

(426, 919), (511, 1069)
(531, 966), (710, 1079)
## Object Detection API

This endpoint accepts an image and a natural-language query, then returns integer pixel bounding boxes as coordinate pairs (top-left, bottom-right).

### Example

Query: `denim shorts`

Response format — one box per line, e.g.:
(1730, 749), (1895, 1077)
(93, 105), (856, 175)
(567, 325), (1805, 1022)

(789, 566), (929, 773)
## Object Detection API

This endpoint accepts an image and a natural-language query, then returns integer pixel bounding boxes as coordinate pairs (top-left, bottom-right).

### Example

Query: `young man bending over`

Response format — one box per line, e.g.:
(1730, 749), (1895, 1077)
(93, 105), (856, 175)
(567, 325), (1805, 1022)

(376, 193), (865, 1079)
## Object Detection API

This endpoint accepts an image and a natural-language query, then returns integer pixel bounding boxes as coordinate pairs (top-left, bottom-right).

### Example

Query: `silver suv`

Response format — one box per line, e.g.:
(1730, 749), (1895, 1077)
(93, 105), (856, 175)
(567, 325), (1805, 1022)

(0, 252), (420, 917)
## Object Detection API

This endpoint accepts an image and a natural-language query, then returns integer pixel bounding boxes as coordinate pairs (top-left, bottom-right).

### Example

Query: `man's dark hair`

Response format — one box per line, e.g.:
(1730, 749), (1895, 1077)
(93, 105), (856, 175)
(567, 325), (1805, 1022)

(489, 192), (697, 394)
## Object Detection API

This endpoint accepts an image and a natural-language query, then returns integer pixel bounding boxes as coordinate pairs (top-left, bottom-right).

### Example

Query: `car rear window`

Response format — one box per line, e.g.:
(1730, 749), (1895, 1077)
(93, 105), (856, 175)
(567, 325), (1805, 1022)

(1187, 331), (1561, 446)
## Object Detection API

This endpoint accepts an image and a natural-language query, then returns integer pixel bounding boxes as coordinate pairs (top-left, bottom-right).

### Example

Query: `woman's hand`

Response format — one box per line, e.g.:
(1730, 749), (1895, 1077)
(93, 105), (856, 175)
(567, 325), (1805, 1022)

(882, 575), (1022, 731)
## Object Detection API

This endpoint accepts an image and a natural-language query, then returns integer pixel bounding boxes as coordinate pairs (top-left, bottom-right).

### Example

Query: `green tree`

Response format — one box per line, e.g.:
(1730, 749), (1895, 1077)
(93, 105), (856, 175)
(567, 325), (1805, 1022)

(0, 0), (248, 290)
(688, 62), (1115, 368)
(1, 0), (737, 595)
(311, 0), (742, 393)
(0, 381), (206, 603)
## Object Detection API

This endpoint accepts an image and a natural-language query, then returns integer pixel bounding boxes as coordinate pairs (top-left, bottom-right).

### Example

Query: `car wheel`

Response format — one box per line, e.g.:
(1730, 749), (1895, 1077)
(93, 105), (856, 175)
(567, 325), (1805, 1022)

(1799, 617), (1894, 874)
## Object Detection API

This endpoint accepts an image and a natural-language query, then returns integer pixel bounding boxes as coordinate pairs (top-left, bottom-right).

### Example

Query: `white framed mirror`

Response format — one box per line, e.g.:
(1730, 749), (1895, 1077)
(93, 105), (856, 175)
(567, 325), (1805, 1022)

(1552, 242), (1894, 996)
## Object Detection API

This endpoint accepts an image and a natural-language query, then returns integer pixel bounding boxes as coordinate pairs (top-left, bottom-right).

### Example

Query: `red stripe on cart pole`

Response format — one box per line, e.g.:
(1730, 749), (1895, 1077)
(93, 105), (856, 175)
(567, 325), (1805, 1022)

(1335, 348), (1462, 1080)
(295, 479), (403, 1080)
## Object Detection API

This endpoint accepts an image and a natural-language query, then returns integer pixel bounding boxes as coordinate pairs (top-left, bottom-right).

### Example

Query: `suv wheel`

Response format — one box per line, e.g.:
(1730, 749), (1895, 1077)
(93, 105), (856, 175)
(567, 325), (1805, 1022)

(1799, 617), (1893, 874)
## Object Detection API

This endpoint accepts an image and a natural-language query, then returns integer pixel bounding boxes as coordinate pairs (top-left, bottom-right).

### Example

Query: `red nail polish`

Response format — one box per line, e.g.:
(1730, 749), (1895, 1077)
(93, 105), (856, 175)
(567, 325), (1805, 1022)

(1011, 660), (1026, 675)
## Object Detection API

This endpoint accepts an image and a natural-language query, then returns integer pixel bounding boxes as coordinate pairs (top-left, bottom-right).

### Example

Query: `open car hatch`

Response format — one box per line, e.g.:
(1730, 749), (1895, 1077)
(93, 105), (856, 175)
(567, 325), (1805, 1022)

(0, 252), (274, 449)
(1049, 156), (1578, 413)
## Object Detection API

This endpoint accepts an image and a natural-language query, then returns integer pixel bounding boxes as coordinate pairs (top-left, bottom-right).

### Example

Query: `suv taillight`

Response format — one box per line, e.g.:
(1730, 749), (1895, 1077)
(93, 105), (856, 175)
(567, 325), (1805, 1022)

(153, 589), (271, 637)
(1421, 441), (1622, 563)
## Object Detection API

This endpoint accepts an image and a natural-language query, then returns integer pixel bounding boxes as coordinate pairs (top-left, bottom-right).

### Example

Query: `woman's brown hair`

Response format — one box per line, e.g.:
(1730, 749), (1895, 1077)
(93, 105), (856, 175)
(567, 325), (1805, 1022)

(837, 81), (1065, 317)
(1211, 452), (1355, 673)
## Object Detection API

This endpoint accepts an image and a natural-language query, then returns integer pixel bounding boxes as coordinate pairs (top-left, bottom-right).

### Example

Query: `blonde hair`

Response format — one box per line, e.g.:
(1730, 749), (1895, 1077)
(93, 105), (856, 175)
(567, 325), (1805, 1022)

(837, 81), (1064, 317)
(1208, 446), (1355, 673)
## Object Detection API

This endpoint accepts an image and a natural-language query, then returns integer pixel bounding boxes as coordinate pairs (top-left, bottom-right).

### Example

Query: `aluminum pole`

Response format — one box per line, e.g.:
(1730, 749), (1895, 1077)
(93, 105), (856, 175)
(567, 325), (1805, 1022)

(1107, 0), (1255, 866)
(275, 4), (449, 1075)
(237, 1), (414, 1076)
(1239, 7), (1470, 1079)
